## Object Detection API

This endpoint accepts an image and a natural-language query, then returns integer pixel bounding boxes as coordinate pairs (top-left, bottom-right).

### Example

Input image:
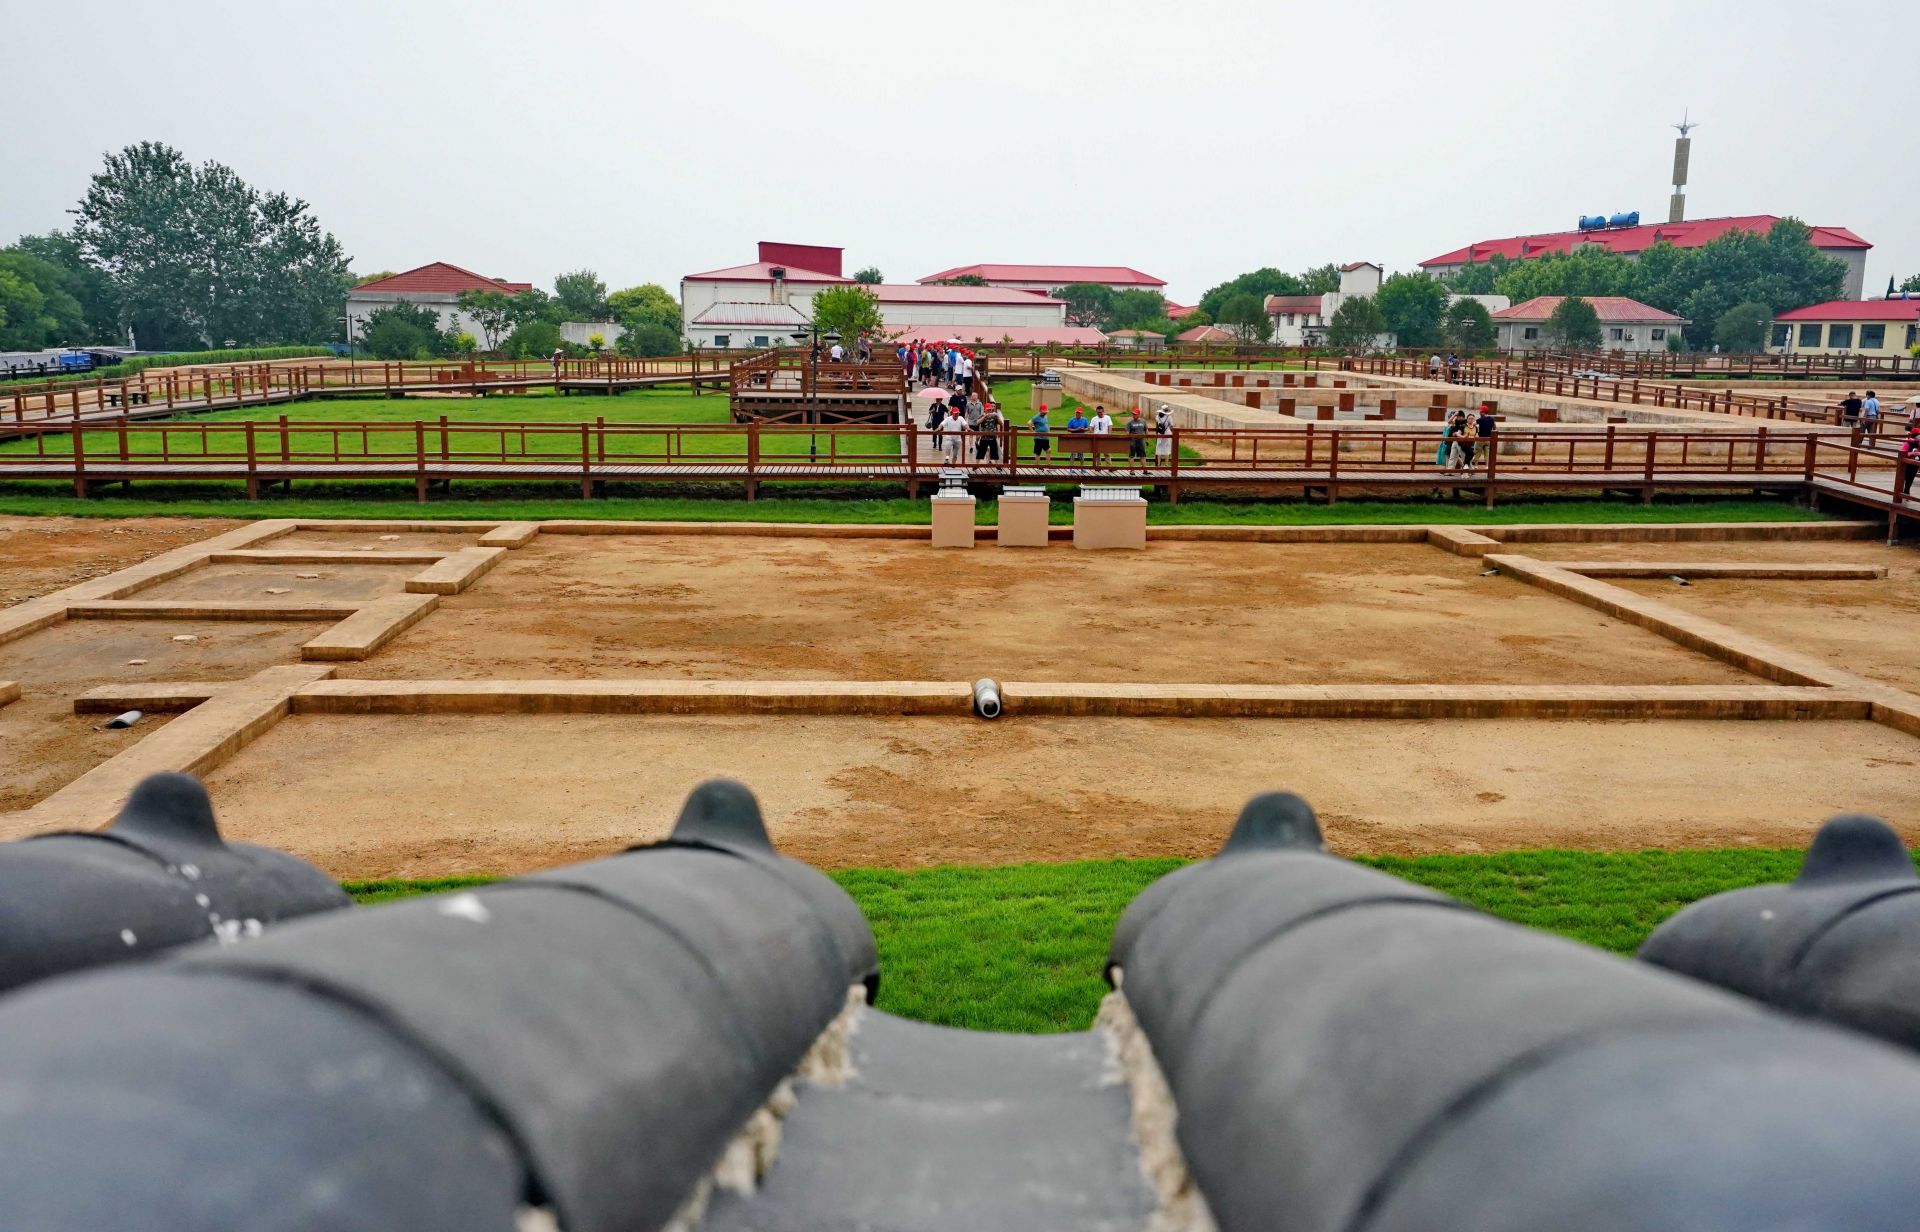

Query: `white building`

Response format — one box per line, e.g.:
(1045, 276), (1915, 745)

(1492, 296), (1687, 353)
(1265, 262), (1387, 346)
(681, 243), (1077, 348)
(345, 262), (534, 347)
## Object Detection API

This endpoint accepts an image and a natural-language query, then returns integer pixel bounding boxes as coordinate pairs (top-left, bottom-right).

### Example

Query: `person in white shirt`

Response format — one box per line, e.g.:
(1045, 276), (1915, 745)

(1089, 407), (1113, 433)
(828, 342), (845, 362)
(935, 403), (967, 465)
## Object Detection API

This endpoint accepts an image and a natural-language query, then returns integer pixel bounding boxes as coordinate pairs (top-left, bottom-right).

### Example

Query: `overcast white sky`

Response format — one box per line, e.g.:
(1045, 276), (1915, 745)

(3, 0), (1914, 302)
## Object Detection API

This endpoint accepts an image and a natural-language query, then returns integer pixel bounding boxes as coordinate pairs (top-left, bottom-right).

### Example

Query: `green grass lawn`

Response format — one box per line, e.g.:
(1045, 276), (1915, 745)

(342, 845), (1851, 1034)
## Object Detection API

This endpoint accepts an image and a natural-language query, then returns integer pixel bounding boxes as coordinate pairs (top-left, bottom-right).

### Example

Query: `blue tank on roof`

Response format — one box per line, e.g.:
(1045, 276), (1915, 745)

(1578, 215), (1608, 231)
(1609, 211), (1641, 228)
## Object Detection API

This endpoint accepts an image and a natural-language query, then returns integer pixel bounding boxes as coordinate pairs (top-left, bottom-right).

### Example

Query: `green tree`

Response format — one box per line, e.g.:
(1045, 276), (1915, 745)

(6, 232), (115, 340)
(552, 269), (609, 320)
(1132, 315), (1184, 341)
(1713, 301), (1772, 352)
(505, 319), (563, 359)
(454, 288), (521, 351)
(1495, 247), (1636, 305)
(1544, 296), (1603, 349)
(809, 285), (884, 340)
(1900, 274), (1920, 293)
(1103, 288), (1168, 331)
(935, 274), (987, 286)
(607, 283), (681, 336)
(1372, 273), (1449, 348)
(1440, 298), (1496, 352)
(1216, 292), (1273, 343)
(1198, 267), (1307, 320)
(1054, 282), (1113, 328)
(1326, 296), (1387, 350)
(0, 251), (86, 348)
(353, 270), (398, 286)
(617, 322), (681, 358)
(1297, 263), (1341, 294)
(72, 142), (351, 349)
(1443, 258), (1506, 295)
(360, 301), (455, 360)
(852, 266), (883, 284)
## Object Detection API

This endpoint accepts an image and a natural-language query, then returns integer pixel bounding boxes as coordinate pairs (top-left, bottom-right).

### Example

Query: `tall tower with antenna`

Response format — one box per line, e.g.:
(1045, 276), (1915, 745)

(1669, 111), (1698, 224)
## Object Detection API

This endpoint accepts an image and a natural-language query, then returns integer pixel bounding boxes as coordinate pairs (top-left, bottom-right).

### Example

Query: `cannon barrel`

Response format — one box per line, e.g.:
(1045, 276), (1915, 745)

(1639, 812), (1920, 1050)
(0, 777), (876, 1232)
(0, 772), (348, 994)
(1108, 793), (1920, 1232)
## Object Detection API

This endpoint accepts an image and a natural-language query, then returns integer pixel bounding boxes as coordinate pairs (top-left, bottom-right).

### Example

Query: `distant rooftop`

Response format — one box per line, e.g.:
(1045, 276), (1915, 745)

(1492, 296), (1688, 324)
(351, 263), (533, 295)
(1421, 216), (1871, 268)
(917, 263), (1167, 288)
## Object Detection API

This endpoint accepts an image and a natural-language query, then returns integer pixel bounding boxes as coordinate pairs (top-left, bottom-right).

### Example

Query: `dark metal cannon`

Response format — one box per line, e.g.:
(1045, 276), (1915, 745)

(1639, 811), (1920, 1050)
(0, 771), (348, 994)
(1107, 793), (1920, 1232)
(0, 777), (875, 1232)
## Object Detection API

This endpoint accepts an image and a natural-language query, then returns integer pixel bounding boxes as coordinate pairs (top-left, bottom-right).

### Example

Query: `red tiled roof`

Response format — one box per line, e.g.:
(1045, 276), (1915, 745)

(1164, 302), (1196, 319)
(1775, 299), (1920, 322)
(916, 263), (1166, 287)
(1339, 261), (1381, 272)
(1263, 294), (1323, 314)
(1175, 325), (1239, 343)
(1491, 296), (1688, 324)
(352, 262), (532, 295)
(883, 325), (1108, 345)
(869, 284), (1061, 305)
(683, 260), (850, 284)
(1421, 216), (1871, 268)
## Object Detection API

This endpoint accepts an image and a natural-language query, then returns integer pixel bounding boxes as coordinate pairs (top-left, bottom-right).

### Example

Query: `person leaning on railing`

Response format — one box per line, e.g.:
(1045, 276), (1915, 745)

(1900, 424), (1920, 499)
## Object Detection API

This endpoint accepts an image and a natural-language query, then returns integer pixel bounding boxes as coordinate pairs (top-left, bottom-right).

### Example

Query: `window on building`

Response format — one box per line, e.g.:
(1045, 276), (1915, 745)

(1772, 324), (1790, 348)
(714, 334), (731, 348)
(1798, 323), (1822, 347)
(1522, 326), (1539, 340)
(1651, 328), (1666, 341)
(1859, 324), (1885, 350)
(1608, 327), (1624, 341)
(1909, 325), (1918, 348)
(753, 335), (769, 348)
(1827, 324), (1853, 349)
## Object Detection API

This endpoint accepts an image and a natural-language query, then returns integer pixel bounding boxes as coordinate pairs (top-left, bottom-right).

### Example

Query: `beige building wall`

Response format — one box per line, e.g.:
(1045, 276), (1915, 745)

(1775, 316), (1920, 357)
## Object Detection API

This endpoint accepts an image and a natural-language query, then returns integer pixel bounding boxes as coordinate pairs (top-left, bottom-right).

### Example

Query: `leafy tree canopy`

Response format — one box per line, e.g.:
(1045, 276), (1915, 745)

(1713, 301), (1773, 353)
(1900, 274), (1920, 293)
(354, 270), (397, 285)
(1372, 273), (1449, 349)
(1298, 264), (1341, 294)
(1544, 296), (1603, 349)
(1054, 282), (1112, 329)
(934, 274), (987, 286)
(72, 141), (351, 350)
(1440, 297), (1495, 352)
(505, 319), (563, 359)
(1102, 289), (1168, 332)
(1326, 296), (1387, 351)
(1198, 268), (1305, 320)
(607, 283), (681, 336)
(360, 301), (457, 360)
(809, 285), (884, 340)
(1217, 292), (1273, 343)
(852, 266), (883, 284)
(5, 232), (116, 341)
(617, 322), (681, 358)
(552, 269), (609, 320)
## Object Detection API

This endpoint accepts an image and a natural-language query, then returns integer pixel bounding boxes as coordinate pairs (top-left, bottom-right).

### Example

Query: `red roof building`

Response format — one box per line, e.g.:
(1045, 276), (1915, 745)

(1175, 325), (1239, 344)
(1491, 296), (1687, 354)
(1422, 216), (1871, 300)
(1773, 299), (1920, 357)
(351, 263), (532, 295)
(343, 262), (538, 350)
(916, 264), (1167, 293)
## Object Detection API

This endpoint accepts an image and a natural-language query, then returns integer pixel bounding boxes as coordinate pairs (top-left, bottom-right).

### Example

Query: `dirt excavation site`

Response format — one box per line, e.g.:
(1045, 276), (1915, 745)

(3, 516), (1918, 877)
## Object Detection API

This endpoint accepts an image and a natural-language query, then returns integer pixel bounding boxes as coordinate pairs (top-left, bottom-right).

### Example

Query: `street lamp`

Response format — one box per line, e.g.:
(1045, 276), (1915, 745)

(789, 325), (842, 462)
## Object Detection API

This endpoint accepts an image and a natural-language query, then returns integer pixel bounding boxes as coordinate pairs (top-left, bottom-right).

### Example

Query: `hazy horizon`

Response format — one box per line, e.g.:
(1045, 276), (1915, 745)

(3, 0), (1913, 303)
